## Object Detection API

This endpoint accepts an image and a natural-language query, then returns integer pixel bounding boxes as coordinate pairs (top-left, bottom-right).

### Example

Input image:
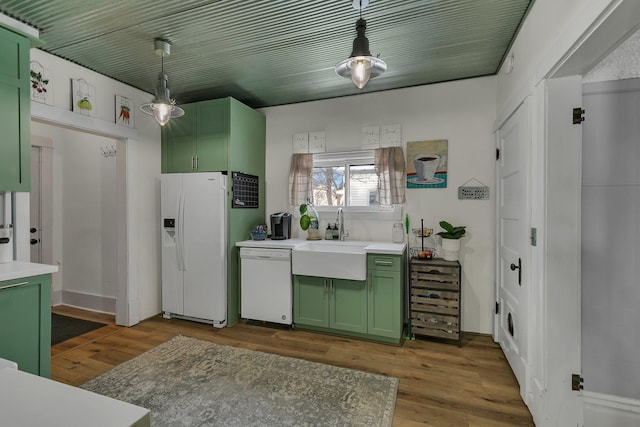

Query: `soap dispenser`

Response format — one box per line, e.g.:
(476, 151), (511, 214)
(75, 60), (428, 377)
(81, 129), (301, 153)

(325, 224), (333, 240)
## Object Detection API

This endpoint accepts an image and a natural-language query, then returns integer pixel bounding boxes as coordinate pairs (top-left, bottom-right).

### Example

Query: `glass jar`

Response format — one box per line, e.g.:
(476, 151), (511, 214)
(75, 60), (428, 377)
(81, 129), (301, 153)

(392, 223), (404, 243)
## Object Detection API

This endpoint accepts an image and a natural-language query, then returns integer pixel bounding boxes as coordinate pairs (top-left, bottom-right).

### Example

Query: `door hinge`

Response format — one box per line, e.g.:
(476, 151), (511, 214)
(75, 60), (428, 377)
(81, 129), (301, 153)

(571, 373), (584, 391)
(496, 148), (500, 160)
(572, 107), (585, 124)
(531, 227), (537, 246)
(495, 301), (500, 315)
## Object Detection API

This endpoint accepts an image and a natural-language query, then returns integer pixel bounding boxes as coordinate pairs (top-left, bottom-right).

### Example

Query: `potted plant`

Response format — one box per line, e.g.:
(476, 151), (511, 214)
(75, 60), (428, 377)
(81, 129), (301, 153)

(436, 220), (466, 261)
(299, 201), (320, 240)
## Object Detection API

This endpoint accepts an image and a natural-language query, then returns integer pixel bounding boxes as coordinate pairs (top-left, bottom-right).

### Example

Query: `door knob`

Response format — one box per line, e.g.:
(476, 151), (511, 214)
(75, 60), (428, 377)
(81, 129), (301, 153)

(30, 238), (39, 245)
(510, 258), (522, 286)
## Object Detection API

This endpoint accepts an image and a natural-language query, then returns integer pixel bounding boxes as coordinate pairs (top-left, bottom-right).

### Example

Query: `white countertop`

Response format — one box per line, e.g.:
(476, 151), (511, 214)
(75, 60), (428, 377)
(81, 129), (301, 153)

(0, 367), (150, 427)
(236, 238), (406, 255)
(0, 261), (58, 282)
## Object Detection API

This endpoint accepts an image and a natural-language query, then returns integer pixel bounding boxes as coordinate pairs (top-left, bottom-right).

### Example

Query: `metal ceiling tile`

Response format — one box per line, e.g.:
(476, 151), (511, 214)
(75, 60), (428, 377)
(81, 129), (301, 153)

(0, 0), (533, 107)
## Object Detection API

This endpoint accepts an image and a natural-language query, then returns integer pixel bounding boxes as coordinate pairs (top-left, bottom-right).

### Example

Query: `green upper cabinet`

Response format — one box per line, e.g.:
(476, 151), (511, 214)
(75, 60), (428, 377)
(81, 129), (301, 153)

(162, 97), (261, 174)
(162, 103), (197, 173)
(0, 26), (30, 191)
(196, 99), (229, 172)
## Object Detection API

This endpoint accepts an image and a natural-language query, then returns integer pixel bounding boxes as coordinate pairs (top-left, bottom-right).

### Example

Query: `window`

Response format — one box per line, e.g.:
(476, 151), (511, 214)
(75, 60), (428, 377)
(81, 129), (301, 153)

(311, 151), (379, 207)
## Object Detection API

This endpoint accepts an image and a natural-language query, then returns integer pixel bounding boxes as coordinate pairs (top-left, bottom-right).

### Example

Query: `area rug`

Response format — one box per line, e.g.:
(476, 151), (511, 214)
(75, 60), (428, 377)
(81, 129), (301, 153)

(81, 335), (398, 427)
(51, 313), (107, 345)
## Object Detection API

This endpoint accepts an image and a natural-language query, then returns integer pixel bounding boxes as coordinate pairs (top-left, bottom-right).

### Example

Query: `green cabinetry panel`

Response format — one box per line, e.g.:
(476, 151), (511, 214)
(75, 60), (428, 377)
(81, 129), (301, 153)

(0, 26), (30, 191)
(0, 274), (51, 377)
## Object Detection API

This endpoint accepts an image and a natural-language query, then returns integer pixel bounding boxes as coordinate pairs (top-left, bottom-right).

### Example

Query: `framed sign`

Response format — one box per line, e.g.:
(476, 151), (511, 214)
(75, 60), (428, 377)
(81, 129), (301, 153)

(406, 140), (448, 188)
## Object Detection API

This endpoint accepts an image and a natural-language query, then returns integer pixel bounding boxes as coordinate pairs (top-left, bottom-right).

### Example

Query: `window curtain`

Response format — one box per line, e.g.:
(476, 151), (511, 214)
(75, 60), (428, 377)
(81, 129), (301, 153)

(289, 153), (313, 206)
(375, 147), (406, 205)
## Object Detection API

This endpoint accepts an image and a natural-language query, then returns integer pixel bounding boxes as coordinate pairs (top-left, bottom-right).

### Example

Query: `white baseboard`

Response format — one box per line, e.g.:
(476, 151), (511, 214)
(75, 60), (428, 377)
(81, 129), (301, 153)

(51, 290), (62, 306)
(584, 391), (640, 427)
(61, 290), (116, 315)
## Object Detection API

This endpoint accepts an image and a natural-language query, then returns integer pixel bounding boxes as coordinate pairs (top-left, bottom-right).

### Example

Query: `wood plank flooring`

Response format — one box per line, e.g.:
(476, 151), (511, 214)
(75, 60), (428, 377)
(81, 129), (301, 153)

(51, 306), (534, 426)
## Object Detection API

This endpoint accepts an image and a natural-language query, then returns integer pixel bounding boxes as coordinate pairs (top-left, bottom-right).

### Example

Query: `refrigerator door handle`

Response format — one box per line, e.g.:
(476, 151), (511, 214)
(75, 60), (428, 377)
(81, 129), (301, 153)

(176, 189), (186, 271)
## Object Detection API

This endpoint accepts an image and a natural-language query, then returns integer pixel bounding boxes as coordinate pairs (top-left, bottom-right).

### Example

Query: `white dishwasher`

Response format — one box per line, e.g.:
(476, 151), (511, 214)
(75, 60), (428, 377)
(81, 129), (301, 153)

(240, 247), (292, 325)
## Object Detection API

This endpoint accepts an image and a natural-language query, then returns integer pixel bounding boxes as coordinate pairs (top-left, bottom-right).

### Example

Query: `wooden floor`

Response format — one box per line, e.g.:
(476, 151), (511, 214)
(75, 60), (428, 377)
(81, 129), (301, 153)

(51, 306), (534, 427)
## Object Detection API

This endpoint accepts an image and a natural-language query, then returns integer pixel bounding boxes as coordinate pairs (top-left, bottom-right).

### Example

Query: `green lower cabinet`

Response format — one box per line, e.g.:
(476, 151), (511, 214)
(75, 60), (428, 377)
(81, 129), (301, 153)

(294, 252), (404, 344)
(330, 279), (367, 334)
(294, 275), (367, 333)
(368, 269), (402, 338)
(0, 274), (51, 377)
(293, 275), (328, 328)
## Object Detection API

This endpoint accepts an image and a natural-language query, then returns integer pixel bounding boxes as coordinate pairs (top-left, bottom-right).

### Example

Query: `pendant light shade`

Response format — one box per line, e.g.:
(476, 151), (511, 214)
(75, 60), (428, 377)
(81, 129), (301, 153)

(335, 14), (386, 89)
(140, 39), (184, 126)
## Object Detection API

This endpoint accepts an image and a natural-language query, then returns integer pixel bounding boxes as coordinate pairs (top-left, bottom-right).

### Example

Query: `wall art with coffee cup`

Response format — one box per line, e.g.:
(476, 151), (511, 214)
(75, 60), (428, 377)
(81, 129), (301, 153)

(406, 139), (448, 188)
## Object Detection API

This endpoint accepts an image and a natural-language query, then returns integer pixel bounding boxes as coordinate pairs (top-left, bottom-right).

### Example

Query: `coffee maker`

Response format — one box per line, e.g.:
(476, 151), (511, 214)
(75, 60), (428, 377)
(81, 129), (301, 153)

(270, 212), (292, 240)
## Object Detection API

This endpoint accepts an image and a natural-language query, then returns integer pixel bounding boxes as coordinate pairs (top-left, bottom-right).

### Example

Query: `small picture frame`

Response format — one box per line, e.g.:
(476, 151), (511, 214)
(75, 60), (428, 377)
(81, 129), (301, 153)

(115, 95), (134, 128)
(71, 78), (96, 117)
(30, 61), (53, 105)
(406, 139), (448, 189)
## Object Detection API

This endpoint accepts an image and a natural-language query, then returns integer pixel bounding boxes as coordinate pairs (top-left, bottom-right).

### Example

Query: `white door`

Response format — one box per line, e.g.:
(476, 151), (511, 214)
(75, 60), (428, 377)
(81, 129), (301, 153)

(29, 146), (42, 263)
(541, 76), (583, 427)
(182, 173), (226, 323)
(496, 99), (530, 399)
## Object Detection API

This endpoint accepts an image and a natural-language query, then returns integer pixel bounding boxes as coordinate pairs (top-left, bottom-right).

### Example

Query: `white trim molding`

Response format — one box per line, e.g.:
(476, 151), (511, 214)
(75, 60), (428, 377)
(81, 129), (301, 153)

(584, 391), (640, 427)
(61, 290), (116, 314)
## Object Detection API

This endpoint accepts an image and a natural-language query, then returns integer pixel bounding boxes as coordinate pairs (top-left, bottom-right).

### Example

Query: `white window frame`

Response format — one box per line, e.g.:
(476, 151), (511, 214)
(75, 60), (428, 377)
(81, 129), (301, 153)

(308, 150), (403, 221)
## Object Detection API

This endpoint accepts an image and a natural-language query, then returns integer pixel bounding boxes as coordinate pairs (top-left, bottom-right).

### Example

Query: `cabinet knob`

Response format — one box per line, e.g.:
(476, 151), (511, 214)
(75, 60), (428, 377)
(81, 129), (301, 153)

(30, 238), (39, 245)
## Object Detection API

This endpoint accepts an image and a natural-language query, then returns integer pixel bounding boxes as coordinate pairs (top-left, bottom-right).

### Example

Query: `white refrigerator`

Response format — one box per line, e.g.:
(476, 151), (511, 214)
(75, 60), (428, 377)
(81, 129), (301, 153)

(161, 172), (227, 327)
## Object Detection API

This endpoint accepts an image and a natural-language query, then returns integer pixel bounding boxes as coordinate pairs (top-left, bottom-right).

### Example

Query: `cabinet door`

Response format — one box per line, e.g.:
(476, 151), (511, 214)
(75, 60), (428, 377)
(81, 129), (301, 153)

(294, 275), (328, 327)
(162, 103), (197, 173)
(0, 28), (30, 191)
(330, 279), (367, 333)
(196, 98), (229, 171)
(0, 275), (51, 377)
(368, 270), (402, 339)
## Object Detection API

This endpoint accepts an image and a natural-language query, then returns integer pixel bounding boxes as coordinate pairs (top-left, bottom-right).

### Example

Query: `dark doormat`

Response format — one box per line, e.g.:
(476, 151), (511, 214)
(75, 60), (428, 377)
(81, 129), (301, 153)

(51, 313), (107, 346)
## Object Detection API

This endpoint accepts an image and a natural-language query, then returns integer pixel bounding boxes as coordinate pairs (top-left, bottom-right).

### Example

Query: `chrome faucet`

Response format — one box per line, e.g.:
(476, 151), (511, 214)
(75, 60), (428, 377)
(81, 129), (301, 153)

(336, 207), (345, 241)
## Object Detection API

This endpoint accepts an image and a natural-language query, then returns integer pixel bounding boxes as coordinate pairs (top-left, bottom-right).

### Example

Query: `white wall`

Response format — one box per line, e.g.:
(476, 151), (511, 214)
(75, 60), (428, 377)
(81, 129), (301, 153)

(497, 0), (616, 113)
(28, 49), (162, 320)
(261, 76), (497, 334)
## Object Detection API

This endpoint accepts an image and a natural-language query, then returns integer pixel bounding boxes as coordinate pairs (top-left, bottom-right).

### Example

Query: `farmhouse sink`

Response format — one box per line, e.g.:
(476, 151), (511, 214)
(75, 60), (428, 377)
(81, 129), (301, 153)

(292, 242), (367, 281)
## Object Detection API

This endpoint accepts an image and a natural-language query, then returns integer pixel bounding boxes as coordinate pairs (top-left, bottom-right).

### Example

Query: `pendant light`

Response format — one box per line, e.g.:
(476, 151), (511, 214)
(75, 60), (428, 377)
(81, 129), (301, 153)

(140, 39), (185, 126)
(335, 0), (386, 89)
